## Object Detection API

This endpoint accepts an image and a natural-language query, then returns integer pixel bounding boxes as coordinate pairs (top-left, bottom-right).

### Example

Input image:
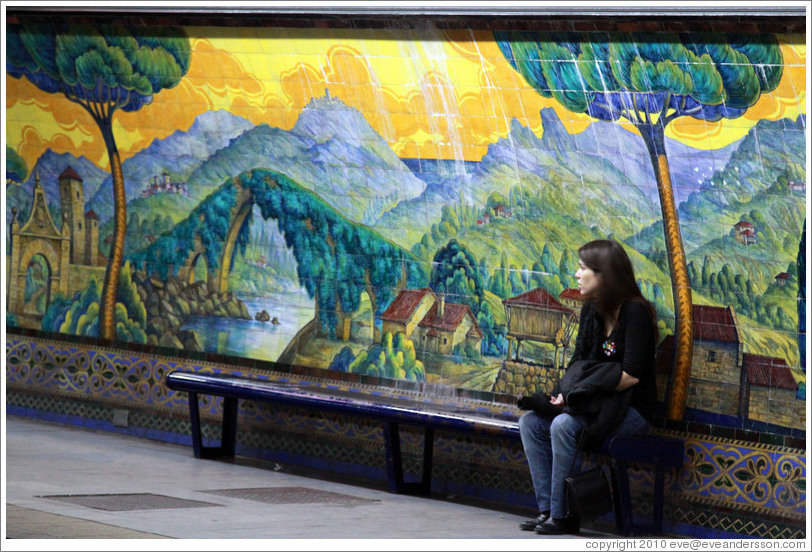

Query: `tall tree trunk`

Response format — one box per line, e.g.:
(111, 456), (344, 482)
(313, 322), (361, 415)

(797, 221), (806, 397)
(639, 123), (694, 420)
(99, 134), (126, 341)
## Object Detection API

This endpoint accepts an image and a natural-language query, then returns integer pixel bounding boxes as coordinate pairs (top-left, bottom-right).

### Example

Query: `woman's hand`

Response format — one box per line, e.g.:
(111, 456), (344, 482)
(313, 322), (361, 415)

(550, 393), (565, 407)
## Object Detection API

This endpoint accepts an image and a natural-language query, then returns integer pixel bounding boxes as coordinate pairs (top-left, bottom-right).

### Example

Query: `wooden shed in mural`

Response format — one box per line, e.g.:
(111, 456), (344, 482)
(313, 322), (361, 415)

(502, 287), (576, 364)
(558, 287), (584, 315)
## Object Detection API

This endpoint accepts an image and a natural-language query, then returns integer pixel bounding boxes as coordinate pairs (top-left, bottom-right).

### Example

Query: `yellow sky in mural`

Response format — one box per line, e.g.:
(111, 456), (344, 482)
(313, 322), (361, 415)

(4, 26), (807, 172)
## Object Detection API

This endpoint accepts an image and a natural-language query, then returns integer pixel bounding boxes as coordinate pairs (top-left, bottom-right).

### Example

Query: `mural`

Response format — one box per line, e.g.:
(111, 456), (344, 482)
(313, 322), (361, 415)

(6, 19), (806, 437)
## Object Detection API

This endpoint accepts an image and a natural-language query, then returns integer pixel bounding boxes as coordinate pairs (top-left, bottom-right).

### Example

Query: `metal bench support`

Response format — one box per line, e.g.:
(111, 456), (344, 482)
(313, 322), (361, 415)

(383, 422), (434, 495)
(186, 390), (436, 496)
(606, 435), (684, 536)
(188, 392), (238, 460)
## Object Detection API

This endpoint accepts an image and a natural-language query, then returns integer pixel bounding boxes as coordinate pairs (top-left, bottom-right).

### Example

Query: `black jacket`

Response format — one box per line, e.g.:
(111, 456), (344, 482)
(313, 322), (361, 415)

(560, 359), (632, 451)
(567, 299), (657, 421)
(517, 298), (657, 448)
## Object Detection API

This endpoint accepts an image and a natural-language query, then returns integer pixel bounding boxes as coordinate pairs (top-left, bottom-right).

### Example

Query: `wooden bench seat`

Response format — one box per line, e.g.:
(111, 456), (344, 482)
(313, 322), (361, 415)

(165, 369), (684, 535)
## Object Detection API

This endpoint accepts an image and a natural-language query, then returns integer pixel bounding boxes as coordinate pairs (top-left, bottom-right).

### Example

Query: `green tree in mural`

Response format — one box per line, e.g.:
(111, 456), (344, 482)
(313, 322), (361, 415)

(7, 22), (191, 340)
(347, 331), (426, 381)
(495, 31), (783, 419)
(489, 250), (510, 299)
(559, 248), (578, 289)
(41, 261), (147, 343)
(430, 239), (484, 315)
(6, 146), (28, 186)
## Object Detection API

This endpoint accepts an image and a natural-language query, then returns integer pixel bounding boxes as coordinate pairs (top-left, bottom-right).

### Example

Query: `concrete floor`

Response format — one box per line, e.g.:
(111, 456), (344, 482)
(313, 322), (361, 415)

(3, 415), (616, 549)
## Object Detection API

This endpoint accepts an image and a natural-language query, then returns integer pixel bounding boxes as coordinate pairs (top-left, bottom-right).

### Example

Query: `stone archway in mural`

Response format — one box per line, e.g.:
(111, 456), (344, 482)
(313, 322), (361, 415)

(177, 236), (215, 292)
(7, 177), (71, 322)
(217, 182), (254, 295)
(135, 168), (419, 344)
(190, 253), (210, 285)
(10, 238), (67, 316)
(160, 178), (254, 297)
(213, 177), (381, 342)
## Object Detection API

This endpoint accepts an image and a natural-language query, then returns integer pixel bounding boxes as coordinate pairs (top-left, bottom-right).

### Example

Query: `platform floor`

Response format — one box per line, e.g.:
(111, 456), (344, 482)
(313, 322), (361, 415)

(3, 415), (617, 549)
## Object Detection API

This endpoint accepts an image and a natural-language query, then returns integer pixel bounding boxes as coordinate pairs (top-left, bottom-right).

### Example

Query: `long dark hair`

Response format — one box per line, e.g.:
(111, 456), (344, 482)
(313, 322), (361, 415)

(578, 239), (657, 327)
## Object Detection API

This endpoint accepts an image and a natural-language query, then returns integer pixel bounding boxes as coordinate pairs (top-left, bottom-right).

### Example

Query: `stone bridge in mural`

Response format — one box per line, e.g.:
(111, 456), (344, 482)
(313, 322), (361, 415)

(127, 168), (426, 339)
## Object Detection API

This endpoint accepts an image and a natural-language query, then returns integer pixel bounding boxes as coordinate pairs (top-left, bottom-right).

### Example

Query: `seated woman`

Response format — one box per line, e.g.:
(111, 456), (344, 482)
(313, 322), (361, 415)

(516, 239), (658, 535)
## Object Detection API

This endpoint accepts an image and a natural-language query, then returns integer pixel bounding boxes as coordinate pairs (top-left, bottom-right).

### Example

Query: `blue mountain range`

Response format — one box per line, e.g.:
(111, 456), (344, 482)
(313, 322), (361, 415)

(6, 150), (108, 225)
(10, 95), (803, 276)
(87, 109), (256, 221)
(182, 93), (427, 226)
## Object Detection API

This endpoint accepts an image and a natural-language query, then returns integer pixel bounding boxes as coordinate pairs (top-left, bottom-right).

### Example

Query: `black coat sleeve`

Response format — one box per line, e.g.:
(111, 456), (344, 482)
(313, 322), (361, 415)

(619, 300), (655, 380)
(561, 360), (623, 410)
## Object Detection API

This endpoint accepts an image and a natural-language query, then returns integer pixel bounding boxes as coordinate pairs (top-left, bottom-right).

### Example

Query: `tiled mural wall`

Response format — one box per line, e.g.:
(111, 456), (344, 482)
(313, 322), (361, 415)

(4, 9), (807, 538)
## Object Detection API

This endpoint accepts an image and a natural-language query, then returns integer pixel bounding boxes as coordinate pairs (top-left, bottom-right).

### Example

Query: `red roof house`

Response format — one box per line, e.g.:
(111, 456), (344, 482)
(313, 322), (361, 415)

(380, 288), (437, 323)
(380, 288), (483, 355)
(743, 353), (797, 391)
(418, 300), (483, 339)
(692, 304), (740, 344)
(558, 288), (584, 302)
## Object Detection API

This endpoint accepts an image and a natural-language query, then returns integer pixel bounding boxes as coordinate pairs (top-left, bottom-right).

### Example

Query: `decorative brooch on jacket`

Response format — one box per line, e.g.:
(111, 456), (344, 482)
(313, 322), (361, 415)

(602, 339), (616, 356)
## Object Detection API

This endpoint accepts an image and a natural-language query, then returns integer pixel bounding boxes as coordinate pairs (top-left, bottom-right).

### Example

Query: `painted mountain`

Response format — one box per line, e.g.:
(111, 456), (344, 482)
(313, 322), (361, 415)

(184, 93), (427, 226)
(376, 108), (657, 249)
(570, 116), (739, 207)
(6, 150), (109, 225)
(376, 107), (740, 249)
(627, 114), (807, 283)
(87, 109), (256, 221)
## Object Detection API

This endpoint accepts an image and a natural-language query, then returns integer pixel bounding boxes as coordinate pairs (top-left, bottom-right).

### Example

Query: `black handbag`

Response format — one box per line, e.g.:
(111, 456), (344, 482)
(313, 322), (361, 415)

(565, 465), (613, 521)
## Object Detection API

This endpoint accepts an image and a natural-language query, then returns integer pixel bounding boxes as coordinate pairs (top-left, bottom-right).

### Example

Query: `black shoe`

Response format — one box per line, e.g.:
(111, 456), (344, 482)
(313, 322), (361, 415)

(519, 512), (550, 531)
(534, 517), (580, 535)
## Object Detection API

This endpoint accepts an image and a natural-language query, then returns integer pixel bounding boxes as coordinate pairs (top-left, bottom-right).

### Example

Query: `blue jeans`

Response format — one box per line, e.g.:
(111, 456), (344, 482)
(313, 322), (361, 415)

(518, 407), (650, 519)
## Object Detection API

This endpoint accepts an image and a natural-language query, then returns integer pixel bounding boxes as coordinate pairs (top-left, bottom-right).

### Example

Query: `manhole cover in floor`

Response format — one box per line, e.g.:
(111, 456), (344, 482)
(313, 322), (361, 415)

(40, 493), (220, 511)
(201, 486), (380, 506)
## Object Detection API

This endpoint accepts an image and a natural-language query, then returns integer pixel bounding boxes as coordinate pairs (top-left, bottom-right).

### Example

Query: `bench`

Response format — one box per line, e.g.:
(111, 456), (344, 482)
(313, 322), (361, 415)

(165, 369), (684, 536)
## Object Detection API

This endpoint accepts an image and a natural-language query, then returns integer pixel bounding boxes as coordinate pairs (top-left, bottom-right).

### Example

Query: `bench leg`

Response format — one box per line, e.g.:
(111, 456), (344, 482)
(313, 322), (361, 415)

(609, 460), (633, 535)
(383, 422), (433, 496)
(609, 460), (667, 536)
(652, 466), (665, 534)
(220, 397), (239, 458)
(421, 427), (434, 492)
(186, 392), (238, 460)
(188, 391), (204, 459)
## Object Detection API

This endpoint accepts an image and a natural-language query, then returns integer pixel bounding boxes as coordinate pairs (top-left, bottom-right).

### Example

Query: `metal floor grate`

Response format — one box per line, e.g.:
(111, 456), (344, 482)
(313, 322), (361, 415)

(201, 486), (380, 506)
(40, 493), (220, 511)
